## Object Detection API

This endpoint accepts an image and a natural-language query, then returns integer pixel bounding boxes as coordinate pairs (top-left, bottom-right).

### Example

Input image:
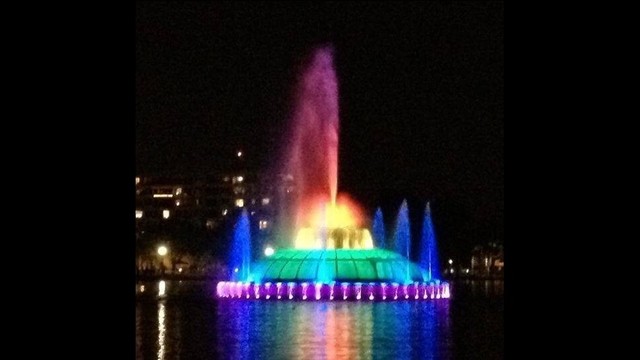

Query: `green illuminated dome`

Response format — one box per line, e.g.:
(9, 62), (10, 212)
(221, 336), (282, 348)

(250, 248), (426, 283)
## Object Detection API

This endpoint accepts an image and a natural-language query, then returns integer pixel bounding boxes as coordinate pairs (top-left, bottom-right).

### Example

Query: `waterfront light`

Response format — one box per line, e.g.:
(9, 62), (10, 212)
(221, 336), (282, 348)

(264, 246), (275, 257)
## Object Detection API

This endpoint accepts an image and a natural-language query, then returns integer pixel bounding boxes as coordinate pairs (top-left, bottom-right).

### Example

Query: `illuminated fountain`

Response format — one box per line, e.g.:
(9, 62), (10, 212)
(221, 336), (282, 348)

(372, 207), (386, 249)
(420, 202), (441, 282)
(217, 45), (449, 300)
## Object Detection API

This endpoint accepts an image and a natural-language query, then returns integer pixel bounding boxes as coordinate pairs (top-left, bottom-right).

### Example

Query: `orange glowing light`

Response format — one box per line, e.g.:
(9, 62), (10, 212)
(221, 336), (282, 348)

(294, 193), (374, 249)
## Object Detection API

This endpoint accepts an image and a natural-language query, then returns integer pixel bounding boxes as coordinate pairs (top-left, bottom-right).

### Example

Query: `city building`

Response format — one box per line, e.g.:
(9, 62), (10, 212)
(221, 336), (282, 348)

(135, 170), (296, 276)
(470, 242), (504, 277)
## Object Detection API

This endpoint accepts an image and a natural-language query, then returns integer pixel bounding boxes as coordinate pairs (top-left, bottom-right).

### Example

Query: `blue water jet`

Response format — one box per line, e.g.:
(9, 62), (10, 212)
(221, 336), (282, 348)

(419, 202), (441, 281)
(393, 200), (411, 282)
(372, 207), (386, 249)
(230, 209), (252, 281)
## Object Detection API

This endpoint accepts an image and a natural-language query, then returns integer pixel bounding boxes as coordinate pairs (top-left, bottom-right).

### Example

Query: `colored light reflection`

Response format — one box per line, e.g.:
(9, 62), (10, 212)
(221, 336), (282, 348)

(157, 302), (165, 360)
(215, 281), (450, 301)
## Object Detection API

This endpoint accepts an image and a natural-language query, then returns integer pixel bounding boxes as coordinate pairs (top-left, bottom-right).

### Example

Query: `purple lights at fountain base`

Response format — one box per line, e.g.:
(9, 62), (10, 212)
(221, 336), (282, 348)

(216, 281), (450, 301)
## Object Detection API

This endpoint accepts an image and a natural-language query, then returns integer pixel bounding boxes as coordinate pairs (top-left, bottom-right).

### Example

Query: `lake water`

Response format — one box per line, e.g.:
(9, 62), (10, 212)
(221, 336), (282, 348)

(136, 279), (503, 359)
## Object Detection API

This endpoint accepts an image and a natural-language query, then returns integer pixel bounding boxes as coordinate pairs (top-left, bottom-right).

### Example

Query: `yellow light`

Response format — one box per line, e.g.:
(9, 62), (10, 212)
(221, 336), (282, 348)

(259, 220), (268, 229)
(157, 246), (168, 256)
(153, 194), (173, 198)
(162, 209), (170, 219)
(178, 268), (183, 273)
(292, 195), (372, 249)
(235, 199), (244, 208)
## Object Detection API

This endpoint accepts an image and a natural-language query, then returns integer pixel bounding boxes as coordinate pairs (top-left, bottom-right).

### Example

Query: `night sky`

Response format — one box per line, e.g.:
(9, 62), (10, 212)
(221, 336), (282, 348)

(136, 2), (503, 259)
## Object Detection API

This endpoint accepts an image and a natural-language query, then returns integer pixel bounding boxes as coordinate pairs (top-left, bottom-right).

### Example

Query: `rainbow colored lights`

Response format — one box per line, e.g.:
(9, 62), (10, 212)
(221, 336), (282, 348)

(216, 281), (450, 301)
(217, 46), (449, 302)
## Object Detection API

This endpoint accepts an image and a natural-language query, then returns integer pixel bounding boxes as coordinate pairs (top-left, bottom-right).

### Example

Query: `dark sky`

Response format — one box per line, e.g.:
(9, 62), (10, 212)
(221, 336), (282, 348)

(136, 2), (503, 259)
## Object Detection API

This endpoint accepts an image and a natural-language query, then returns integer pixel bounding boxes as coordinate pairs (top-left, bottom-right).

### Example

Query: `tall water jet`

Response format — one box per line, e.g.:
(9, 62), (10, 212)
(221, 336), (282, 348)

(372, 207), (386, 249)
(229, 209), (251, 281)
(287, 45), (339, 212)
(282, 45), (371, 249)
(393, 200), (411, 282)
(419, 202), (441, 281)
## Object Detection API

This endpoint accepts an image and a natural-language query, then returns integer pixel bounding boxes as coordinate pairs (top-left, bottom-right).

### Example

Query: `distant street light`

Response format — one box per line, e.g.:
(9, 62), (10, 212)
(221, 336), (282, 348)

(157, 246), (168, 256)
(448, 259), (453, 265)
(264, 246), (275, 257)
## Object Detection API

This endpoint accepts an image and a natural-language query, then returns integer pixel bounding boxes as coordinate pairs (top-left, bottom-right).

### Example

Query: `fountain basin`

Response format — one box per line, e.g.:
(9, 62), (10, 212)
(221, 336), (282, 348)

(217, 248), (449, 300)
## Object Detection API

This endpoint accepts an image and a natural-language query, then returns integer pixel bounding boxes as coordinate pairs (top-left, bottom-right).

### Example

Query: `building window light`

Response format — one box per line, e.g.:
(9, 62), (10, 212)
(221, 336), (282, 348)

(135, 177), (140, 185)
(222, 209), (228, 216)
(235, 199), (244, 208)
(162, 209), (170, 219)
(135, 210), (143, 219)
(262, 198), (270, 205)
(153, 194), (173, 198)
(175, 187), (182, 195)
(259, 220), (268, 230)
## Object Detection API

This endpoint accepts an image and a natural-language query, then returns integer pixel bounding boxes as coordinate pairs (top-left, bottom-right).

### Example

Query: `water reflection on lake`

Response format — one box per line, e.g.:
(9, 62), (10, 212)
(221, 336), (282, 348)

(136, 280), (503, 359)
